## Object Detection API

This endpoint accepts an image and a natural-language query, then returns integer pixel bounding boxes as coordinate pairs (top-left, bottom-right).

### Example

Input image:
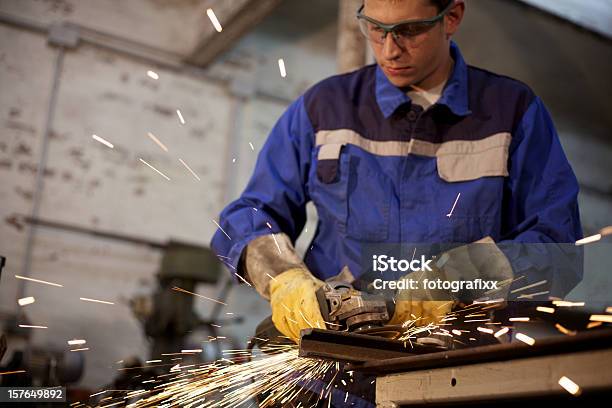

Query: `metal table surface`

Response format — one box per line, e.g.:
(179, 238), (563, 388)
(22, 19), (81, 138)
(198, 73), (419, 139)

(353, 329), (612, 407)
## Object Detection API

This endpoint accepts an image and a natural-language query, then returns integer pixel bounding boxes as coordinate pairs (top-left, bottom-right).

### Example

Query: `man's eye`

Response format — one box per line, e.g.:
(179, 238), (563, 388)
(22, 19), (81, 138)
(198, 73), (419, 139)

(397, 23), (429, 37)
(369, 25), (384, 33)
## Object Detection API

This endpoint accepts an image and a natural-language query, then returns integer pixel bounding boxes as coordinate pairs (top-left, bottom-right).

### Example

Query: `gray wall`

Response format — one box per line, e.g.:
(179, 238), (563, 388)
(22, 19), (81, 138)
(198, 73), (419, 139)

(0, 0), (337, 388)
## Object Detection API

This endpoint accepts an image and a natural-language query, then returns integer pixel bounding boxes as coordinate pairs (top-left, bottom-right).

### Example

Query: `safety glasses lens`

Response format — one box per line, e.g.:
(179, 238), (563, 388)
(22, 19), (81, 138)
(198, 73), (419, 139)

(358, 18), (435, 45)
(358, 19), (386, 43)
(395, 21), (434, 37)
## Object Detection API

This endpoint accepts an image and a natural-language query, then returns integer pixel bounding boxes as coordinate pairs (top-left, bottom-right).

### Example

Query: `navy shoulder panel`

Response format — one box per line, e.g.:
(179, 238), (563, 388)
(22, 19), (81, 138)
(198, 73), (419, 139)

(303, 65), (378, 133)
(467, 65), (536, 132)
(301, 63), (538, 144)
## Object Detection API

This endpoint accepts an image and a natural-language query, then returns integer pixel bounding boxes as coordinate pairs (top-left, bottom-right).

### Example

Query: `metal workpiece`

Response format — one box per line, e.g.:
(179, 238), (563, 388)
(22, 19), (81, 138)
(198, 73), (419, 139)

(354, 328), (612, 375)
(298, 328), (446, 364)
(374, 330), (612, 406)
(376, 348), (612, 406)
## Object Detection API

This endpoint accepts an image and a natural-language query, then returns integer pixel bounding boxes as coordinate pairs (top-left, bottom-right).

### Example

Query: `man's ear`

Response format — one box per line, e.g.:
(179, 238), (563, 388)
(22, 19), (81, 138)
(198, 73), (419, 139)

(445, 0), (465, 38)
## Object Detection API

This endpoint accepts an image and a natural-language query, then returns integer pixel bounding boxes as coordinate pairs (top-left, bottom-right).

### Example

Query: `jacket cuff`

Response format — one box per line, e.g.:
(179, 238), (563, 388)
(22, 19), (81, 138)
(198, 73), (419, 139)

(243, 233), (307, 300)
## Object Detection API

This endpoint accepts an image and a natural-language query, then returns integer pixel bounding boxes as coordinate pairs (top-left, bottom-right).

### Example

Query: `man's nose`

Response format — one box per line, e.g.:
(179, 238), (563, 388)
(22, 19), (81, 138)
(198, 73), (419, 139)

(382, 32), (403, 60)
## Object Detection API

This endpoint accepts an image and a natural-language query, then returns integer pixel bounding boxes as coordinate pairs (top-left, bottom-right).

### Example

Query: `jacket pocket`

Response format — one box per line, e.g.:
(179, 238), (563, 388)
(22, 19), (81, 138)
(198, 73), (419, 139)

(433, 133), (510, 243)
(311, 144), (349, 234)
(345, 154), (391, 242)
(311, 145), (391, 242)
(436, 133), (511, 182)
(316, 143), (345, 184)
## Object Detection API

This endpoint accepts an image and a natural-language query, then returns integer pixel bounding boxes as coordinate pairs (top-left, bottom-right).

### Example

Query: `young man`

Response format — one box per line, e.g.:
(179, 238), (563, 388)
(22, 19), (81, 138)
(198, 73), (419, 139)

(212, 0), (581, 367)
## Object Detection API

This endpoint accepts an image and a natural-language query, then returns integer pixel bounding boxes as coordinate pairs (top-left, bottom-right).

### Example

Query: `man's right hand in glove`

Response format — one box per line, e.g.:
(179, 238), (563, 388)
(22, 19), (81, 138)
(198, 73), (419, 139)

(389, 237), (513, 326)
(389, 267), (453, 327)
(269, 268), (325, 342)
(240, 233), (326, 343)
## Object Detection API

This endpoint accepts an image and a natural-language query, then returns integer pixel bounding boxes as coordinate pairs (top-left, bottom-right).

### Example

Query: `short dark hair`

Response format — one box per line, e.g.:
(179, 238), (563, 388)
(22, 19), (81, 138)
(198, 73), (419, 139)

(430, 0), (452, 12)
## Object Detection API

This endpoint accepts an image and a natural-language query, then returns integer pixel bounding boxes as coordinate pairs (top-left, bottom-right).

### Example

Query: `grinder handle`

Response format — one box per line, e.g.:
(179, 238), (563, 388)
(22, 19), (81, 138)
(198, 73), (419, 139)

(315, 285), (332, 322)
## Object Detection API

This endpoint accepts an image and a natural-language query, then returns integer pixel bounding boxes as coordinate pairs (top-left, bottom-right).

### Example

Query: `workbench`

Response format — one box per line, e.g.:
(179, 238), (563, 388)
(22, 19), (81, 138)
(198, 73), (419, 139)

(356, 330), (612, 407)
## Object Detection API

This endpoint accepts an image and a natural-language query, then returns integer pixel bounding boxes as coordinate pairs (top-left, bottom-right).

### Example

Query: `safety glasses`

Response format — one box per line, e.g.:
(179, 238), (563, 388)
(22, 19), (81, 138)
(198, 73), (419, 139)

(356, 1), (455, 46)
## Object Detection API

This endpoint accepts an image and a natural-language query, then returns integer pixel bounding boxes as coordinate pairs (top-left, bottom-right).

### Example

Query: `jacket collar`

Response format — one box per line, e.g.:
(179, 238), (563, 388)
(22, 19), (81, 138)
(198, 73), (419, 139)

(375, 41), (472, 118)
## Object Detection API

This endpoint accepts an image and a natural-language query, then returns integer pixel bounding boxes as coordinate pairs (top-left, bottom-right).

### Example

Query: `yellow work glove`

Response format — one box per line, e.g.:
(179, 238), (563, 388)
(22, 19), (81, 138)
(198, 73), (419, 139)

(389, 237), (512, 327)
(389, 267), (453, 327)
(389, 296), (452, 327)
(269, 268), (326, 343)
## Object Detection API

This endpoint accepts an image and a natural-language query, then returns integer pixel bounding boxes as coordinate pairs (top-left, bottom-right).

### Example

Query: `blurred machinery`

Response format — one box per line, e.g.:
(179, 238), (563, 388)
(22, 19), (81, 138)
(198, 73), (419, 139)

(7, 216), (243, 362)
(91, 242), (245, 402)
(0, 256), (6, 364)
(129, 241), (243, 362)
(0, 254), (84, 389)
(1, 218), (243, 394)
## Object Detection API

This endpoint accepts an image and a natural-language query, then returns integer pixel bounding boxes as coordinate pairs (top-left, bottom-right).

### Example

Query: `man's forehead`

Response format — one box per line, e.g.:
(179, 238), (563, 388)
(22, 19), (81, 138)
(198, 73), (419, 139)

(363, 0), (438, 23)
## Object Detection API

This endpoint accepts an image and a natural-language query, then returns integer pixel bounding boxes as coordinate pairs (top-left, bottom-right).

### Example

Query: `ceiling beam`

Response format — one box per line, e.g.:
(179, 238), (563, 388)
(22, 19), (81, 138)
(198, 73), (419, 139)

(186, 0), (284, 67)
(517, 0), (612, 40)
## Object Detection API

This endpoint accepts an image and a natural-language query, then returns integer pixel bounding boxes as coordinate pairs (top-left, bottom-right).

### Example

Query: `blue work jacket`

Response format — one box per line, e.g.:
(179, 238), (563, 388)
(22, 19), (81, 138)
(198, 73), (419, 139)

(211, 42), (583, 297)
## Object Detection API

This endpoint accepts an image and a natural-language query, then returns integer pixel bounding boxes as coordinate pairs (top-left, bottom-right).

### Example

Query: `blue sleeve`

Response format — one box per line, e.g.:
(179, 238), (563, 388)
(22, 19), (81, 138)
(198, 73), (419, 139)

(210, 96), (314, 275)
(499, 97), (583, 298)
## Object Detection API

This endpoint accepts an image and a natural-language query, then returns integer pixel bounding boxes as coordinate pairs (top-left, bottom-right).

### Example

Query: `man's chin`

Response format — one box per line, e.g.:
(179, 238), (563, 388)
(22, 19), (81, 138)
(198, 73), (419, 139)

(387, 75), (417, 89)
(382, 69), (419, 88)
